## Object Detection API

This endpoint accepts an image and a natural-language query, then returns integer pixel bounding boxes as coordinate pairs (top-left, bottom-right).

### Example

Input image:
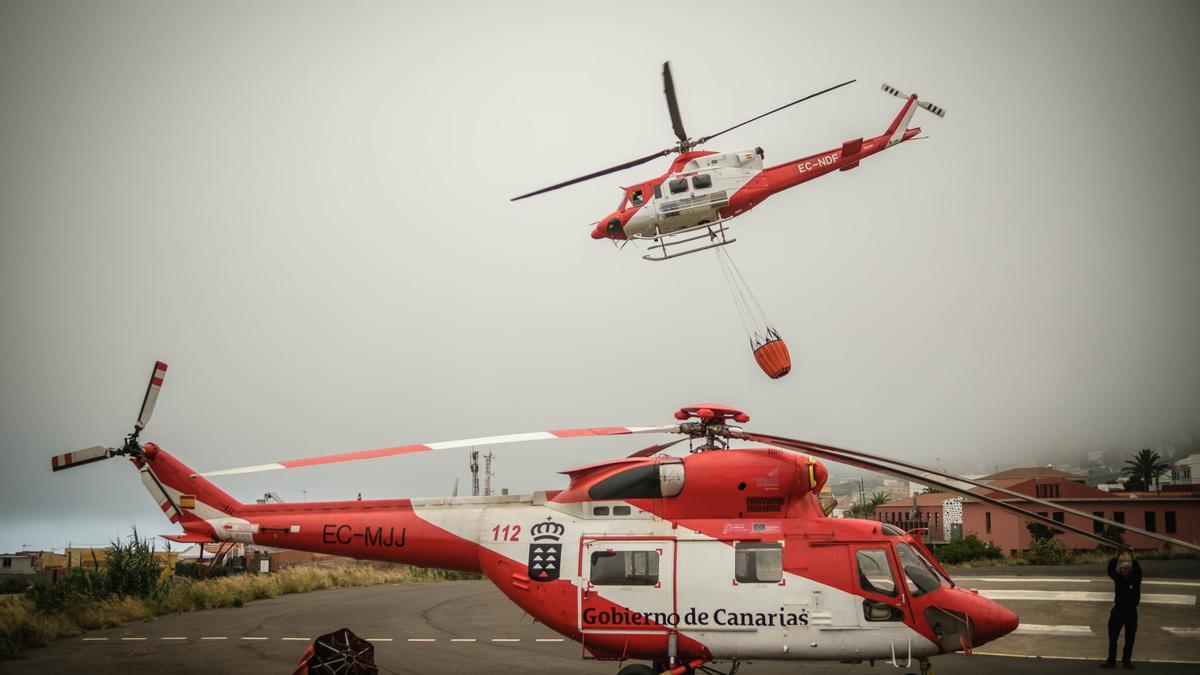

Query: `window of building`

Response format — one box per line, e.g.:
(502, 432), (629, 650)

(856, 549), (897, 597)
(589, 550), (659, 586)
(1166, 511), (1177, 533)
(1145, 511), (1157, 533)
(1053, 512), (1064, 524)
(592, 506), (610, 516)
(1093, 511), (1104, 534)
(612, 505), (632, 516)
(2, 558), (10, 568)
(985, 512), (991, 534)
(734, 542), (782, 583)
(1035, 484), (1060, 498)
(1114, 511), (1125, 524)
(668, 178), (688, 194)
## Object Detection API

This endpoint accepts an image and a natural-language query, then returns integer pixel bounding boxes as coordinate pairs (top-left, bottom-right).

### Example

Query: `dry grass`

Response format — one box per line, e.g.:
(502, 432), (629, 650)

(1, 562), (477, 660)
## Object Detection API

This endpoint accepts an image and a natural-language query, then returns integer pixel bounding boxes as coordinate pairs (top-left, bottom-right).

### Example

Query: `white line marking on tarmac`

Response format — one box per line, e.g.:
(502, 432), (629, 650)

(161, 637), (187, 640)
(1014, 624), (1093, 635)
(957, 577), (1091, 583)
(82, 638), (108, 641)
(535, 638), (565, 642)
(491, 638), (520, 642)
(1163, 627), (1200, 636)
(120, 637), (147, 641)
(365, 638), (394, 642)
(449, 638), (476, 642)
(974, 651), (1200, 664)
(282, 637), (310, 641)
(240, 637), (269, 640)
(1146, 580), (1200, 588)
(979, 589), (1195, 605)
(201, 637), (227, 640)
(407, 638), (436, 642)
(957, 577), (1200, 588)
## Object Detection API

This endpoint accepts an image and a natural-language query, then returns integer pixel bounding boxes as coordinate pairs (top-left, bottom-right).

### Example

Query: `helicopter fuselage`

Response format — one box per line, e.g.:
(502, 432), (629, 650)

(595, 125), (922, 243)
(142, 441), (1015, 666)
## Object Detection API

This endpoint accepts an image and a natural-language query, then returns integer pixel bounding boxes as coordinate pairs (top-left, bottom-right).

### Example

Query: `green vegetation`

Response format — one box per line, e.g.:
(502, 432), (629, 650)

(848, 491), (891, 517)
(933, 534), (1003, 565)
(1, 531), (479, 660)
(1122, 448), (1170, 491)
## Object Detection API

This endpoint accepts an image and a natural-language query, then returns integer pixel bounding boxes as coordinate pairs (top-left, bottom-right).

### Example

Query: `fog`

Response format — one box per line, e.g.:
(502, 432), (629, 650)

(2, 0), (1198, 551)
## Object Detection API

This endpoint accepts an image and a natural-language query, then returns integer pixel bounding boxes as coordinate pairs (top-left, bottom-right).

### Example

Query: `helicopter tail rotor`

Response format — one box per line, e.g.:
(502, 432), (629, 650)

(881, 83), (946, 118)
(50, 361), (169, 472)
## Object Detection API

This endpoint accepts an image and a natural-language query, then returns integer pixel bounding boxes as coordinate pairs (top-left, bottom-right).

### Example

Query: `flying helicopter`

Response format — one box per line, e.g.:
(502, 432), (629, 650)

(512, 63), (945, 262)
(55, 363), (1197, 675)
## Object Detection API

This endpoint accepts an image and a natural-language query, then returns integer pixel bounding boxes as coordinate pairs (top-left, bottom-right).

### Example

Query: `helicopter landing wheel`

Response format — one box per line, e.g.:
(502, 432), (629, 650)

(617, 664), (656, 675)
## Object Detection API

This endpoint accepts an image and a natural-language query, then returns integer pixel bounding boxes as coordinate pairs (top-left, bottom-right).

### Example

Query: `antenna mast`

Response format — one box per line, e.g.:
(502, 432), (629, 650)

(469, 449), (480, 497)
(484, 451), (495, 496)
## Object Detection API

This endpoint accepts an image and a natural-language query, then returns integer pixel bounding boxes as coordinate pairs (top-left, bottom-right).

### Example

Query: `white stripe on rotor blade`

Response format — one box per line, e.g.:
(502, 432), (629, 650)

(427, 432), (556, 450)
(979, 589), (1195, 605)
(1163, 627), (1200, 636)
(198, 463), (286, 477)
(1014, 624), (1093, 635)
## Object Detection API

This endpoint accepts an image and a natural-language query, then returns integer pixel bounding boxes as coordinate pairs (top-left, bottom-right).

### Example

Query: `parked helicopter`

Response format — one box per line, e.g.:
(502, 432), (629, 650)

(512, 63), (945, 262)
(55, 364), (1196, 675)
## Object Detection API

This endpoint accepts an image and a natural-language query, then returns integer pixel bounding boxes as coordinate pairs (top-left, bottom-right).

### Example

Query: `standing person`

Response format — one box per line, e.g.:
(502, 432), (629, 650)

(1102, 549), (1141, 669)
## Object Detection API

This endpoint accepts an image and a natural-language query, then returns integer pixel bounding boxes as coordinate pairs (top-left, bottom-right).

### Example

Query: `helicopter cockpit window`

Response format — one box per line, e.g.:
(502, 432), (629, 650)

(590, 550), (659, 586)
(895, 543), (941, 597)
(653, 184), (663, 199)
(856, 549), (897, 597)
(734, 542), (782, 583)
(630, 189), (644, 206)
(668, 178), (688, 194)
(691, 174), (712, 189)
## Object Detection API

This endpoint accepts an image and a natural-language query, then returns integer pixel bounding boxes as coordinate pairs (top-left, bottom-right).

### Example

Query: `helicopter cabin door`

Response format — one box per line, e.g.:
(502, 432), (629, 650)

(579, 538), (676, 637)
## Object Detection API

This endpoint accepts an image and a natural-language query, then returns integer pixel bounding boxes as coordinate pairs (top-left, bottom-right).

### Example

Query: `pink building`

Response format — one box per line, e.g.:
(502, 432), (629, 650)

(961, 477), (1200, 555)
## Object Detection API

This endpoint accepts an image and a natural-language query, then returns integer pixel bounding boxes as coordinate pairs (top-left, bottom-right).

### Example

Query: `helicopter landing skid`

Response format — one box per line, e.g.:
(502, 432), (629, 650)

(635, 218), (735, 261)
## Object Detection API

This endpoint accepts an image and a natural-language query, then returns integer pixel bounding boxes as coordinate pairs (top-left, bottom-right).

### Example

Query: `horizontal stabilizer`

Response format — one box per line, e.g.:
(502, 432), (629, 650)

(161, 533), (218, 544)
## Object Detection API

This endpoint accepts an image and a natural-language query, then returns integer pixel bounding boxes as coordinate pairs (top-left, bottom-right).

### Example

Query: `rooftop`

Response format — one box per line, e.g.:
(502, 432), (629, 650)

(977, 466), (1087, 482)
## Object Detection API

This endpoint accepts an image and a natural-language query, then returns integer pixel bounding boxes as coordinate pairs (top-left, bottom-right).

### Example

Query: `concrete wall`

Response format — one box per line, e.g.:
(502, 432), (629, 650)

(962, 499), (1200, 554)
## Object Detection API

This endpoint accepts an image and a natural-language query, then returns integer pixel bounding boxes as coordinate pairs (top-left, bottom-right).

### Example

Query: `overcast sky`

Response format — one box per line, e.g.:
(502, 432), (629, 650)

(2, 1), (1198, 552)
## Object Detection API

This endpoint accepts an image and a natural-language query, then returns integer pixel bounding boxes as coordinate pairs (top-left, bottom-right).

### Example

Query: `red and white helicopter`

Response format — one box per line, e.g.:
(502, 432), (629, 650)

(54, 363), (1197, 675)
(512, 63), (945, 261)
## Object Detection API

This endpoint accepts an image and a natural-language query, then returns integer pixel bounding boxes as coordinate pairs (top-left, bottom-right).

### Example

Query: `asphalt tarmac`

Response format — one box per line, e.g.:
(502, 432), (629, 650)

(3, 563), (1198, 674)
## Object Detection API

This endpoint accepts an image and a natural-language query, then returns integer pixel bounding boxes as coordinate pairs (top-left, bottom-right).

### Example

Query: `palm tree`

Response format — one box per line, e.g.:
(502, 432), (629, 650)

(849, 491), (892, 517)
(1122, 448), (1170, 491)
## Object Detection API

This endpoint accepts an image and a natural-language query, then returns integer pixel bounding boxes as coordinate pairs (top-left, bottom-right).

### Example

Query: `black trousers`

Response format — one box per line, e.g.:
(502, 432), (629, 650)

(1107, 606), (1138, 663)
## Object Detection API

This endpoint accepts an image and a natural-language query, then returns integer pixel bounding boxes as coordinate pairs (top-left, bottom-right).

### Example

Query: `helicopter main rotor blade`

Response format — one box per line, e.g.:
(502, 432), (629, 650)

(136, 361), (169, 430)
(695, 79), (857, 146)
(736, 430), (1200, 553)
(662, 61), (688, 144)
(195, 425), (680, 477)
(510, 148), (671, 201)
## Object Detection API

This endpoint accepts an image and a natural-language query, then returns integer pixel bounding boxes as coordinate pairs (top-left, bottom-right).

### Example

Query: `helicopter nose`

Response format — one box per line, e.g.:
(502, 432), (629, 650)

(592, 216), (624, 239)
(971, 597), (1019, 646)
